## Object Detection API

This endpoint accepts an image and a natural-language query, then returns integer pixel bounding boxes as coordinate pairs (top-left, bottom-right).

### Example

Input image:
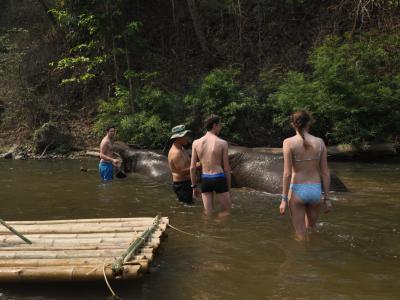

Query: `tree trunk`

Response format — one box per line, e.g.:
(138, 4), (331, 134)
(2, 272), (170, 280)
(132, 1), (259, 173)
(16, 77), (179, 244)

(37, 0), (57, 26)
(186, 0), (209, 53)
(0, 0), (10, 28)
(124, 36), (134, 113)
(105, 0), (119, 84)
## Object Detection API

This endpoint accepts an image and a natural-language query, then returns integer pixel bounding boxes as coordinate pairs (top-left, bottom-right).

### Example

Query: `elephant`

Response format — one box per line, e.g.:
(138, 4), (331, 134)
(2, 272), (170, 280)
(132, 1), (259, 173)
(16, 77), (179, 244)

(228, 146), (348, 193)
(113, 142), (170, 179)
(112, 142), (348, 193)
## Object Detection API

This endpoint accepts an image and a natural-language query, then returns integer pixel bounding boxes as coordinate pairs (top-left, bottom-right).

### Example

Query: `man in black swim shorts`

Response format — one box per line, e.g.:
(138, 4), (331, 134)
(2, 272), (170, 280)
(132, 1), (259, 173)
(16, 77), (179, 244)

(190, 115), (232, 217)
(168, 125), (198, 204)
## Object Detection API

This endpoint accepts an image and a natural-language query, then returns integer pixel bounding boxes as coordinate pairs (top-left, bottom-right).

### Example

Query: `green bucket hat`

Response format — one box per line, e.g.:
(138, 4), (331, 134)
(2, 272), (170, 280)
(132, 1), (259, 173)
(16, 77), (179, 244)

(170, 124), (191, 140)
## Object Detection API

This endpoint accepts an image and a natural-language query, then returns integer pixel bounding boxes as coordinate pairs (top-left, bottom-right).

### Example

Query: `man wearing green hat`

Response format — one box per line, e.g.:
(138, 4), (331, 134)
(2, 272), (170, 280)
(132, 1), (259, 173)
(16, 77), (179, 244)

(168, 124), (197, 204)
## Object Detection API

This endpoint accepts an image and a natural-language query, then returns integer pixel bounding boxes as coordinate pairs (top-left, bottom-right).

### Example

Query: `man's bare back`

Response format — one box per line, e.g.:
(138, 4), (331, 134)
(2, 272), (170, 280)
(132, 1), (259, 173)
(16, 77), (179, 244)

(192, 133), (227, 174)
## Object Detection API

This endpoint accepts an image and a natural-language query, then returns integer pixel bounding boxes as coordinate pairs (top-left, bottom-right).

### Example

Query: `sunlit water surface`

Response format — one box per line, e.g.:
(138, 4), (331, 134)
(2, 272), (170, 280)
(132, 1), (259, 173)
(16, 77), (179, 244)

(0, 159), (399, 299)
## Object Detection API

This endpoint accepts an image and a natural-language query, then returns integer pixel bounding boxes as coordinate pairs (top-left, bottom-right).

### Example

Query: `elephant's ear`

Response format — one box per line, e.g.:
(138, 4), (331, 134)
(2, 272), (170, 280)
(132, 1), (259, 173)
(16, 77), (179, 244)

(228, 152), (244, 169)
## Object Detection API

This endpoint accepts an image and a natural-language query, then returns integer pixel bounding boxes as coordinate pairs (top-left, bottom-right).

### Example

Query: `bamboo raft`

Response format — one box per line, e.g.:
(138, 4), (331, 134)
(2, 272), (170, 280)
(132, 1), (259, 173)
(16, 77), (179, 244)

(0, 216), (169, 282)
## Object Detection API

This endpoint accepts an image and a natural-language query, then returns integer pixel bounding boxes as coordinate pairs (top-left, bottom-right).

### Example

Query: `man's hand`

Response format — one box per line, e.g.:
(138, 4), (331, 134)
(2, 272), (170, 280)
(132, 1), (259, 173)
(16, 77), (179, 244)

(193, 188), (201, 200)
(113, 158), (122, 168)
(279, 200), (287, 215)
(324, 199), (333, 214)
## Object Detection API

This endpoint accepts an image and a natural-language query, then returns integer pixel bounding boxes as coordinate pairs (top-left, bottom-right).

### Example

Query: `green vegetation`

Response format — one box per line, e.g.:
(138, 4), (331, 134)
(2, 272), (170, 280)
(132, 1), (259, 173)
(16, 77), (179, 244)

(273, 33), (400, 146)
(94, 85), (180, 148)
(0, 1), (399, 149)
(184, 68), (276, 146)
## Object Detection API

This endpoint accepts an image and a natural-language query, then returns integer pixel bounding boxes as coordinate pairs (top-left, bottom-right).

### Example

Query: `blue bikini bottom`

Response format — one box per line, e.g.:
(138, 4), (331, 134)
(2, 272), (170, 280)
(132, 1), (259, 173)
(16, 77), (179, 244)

(290, 183), (322, 204)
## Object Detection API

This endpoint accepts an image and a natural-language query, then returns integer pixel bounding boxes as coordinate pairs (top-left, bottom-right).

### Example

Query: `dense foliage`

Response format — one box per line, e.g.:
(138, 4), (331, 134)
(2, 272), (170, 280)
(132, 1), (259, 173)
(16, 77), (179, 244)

(273, 33), (400, 146)
(184, 68), (266, 145)
(0, 0), (399, 149)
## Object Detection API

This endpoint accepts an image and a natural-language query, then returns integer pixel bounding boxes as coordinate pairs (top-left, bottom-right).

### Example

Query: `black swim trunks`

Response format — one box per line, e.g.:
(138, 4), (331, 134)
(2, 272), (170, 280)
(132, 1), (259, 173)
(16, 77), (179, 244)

(172, 180), (194, 204)
(201, 173), (228, 194)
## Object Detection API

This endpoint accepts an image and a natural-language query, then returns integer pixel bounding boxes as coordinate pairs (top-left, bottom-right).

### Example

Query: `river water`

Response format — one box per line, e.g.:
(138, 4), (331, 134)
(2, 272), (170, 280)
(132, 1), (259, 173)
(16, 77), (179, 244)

(0, 159), (399, 299)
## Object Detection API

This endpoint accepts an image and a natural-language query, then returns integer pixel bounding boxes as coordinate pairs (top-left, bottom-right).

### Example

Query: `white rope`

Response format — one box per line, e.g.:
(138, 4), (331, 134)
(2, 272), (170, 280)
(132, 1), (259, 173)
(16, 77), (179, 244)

(103, 262), (121, 300)
(167, 224), (226, 239)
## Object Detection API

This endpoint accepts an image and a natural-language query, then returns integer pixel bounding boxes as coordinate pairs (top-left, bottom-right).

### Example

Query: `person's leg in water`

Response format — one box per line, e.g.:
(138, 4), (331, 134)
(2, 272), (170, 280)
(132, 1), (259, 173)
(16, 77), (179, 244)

(201, 192), (214, 215)
(217, 192), (231, 218)
(305, 202), (322, 230)
(288, 195), (308, 241)
(289, 183), (322, 238)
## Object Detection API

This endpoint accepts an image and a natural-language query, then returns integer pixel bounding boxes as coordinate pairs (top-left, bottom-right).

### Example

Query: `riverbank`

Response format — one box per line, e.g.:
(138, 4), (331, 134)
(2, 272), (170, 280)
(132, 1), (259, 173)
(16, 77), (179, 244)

(1, 141), (398, 161)
(0, 144), (98, 160)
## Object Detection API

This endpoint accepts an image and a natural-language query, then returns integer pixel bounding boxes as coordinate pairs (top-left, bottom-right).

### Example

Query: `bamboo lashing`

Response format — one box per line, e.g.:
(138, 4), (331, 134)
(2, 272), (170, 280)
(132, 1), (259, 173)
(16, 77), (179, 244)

(112, 216), (161, 277)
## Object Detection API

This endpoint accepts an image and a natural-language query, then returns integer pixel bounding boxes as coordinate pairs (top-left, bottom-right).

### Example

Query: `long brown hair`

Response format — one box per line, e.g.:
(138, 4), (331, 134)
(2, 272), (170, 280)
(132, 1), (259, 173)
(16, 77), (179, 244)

(291, 110), (314, 148)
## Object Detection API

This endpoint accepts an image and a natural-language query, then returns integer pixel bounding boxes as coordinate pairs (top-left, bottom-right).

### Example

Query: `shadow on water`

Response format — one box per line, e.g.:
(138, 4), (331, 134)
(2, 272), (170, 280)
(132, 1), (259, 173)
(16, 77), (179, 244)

(0, 159), (399, 299)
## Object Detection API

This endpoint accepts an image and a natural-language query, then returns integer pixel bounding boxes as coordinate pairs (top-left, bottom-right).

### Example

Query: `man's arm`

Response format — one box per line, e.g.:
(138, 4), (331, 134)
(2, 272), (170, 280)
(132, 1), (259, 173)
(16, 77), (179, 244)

(190, 142), (199, 188)
(222, 142), (231, 190)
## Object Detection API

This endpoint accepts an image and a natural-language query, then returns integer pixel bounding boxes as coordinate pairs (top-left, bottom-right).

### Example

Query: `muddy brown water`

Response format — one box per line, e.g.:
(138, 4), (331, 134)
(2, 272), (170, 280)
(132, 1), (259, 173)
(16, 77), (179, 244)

(0, 159), (399, 299)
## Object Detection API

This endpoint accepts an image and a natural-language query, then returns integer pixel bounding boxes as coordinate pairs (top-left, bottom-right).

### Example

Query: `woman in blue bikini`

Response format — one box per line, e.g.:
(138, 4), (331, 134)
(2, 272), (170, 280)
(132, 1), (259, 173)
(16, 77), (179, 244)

(280, 110), (332, 240)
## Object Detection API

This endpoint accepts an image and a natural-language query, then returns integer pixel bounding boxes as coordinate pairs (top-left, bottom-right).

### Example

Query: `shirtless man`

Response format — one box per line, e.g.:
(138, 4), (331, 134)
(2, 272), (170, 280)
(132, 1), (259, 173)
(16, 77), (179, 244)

(190, 115), (232, 217)
(99, 126), (121, 181)
(168, 125), (196, 204)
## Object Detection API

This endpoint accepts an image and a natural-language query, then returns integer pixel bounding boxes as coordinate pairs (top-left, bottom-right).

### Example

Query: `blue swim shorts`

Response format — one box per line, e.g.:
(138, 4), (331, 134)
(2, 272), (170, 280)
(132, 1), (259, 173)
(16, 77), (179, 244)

(99, 161), (114, 181)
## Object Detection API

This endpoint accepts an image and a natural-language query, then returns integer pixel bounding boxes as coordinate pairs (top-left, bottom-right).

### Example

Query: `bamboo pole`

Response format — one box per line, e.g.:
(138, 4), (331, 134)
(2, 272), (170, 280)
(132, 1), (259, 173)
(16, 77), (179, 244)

(0, 257), (149, 270)
(0, 236), (162, 248)
(0, 265), (142, 282)
(1, 237), (132, 245)
(0, 249), (155, 260)
(0, 255), (147, 266)
(7, 217), (169, 225)
(0, 237), (161, 250)
(0, 230), (164, 242)
(0, 258), (116, 266)
(0, 223), (160, 231)
(0, 219), (32, 244)
(0, 245), (129, 251)
(0, 227), (148, 235)
(0, 224), (167, 235)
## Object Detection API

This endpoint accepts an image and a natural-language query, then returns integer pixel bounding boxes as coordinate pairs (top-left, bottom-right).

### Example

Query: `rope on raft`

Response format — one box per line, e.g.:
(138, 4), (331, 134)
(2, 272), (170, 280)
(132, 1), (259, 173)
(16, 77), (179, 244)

(103, 262), (121, 300)
(111, 215), (160, 277)
(167, 224), (226, 240)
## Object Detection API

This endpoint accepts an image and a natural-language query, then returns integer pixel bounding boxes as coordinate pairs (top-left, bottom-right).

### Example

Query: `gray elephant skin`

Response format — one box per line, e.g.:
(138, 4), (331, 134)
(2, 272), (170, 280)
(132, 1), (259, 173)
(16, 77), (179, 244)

(113, 142), (348, 193)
